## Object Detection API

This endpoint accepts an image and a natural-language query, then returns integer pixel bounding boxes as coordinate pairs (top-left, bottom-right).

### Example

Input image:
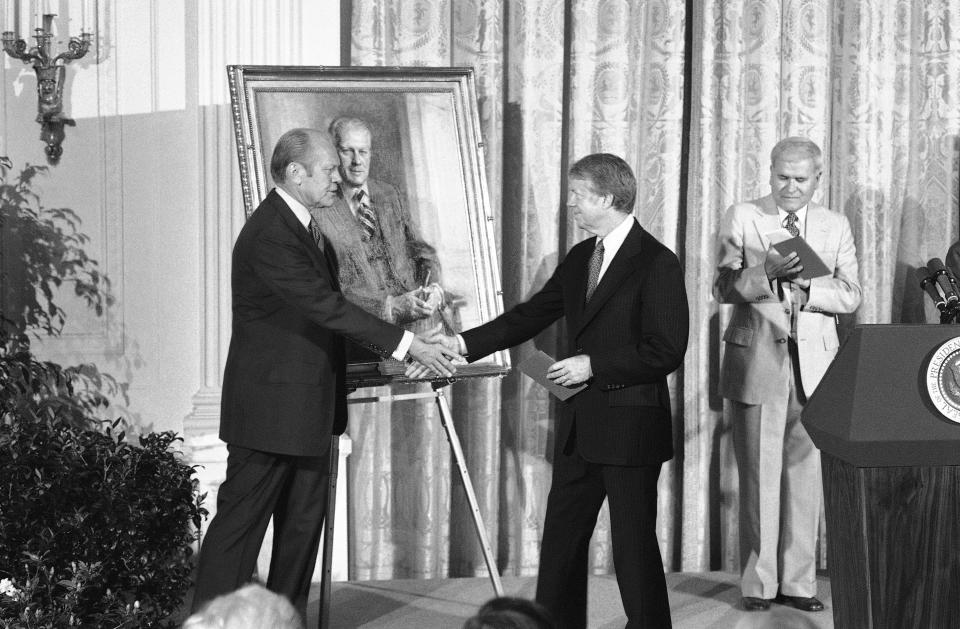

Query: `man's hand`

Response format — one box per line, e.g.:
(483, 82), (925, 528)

(388, 287), (441, 323)
(420, 283), (444, 312)
(405, 333), (463, 379)
(406, 335), (462, 379)
(764, 246), (803, 281)
(547, 355), (592, 387)
(424, 331), (461, 353)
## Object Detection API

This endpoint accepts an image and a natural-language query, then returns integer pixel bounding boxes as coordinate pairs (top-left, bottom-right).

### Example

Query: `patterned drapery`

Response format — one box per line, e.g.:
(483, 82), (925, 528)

(345, 0), (960, 580)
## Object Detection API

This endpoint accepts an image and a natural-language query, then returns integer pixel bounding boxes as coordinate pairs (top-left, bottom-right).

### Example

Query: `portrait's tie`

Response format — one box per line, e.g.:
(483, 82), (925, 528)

(585, 239), (605, 303)
(355, 189), (377, 239)
(784, 212), (800, 237)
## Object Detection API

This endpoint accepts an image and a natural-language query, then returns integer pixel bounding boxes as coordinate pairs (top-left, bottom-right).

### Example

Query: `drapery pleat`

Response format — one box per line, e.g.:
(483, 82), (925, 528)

(831, 0), (960, 326)
(344, 0), (960, 581)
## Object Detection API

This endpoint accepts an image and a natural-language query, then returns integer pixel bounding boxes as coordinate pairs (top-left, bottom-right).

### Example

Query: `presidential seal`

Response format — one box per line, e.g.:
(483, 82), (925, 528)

(925, 336), (960, 424)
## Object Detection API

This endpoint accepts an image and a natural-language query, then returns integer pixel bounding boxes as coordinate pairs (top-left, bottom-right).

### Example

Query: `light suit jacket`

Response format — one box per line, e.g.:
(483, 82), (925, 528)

(314, 179), (423, 317)
(714, 195), (861, 403)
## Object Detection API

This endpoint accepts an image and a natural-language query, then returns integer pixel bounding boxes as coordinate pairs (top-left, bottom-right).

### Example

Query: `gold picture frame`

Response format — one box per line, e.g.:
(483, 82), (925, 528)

(226, 65), (509, 386)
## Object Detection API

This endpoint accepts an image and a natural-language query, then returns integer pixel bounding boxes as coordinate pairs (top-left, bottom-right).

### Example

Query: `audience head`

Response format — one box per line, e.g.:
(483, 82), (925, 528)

(769, 136), (823, 212)
(182, 583), (304, 629)
(328, 117), (373, 188)
(462, 596), (556, 629)
(568, 153), (637, 215)
(270, 128), (341, 208)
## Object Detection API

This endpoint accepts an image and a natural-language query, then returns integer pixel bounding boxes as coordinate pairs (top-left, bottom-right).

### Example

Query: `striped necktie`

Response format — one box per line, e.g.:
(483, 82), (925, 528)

(355, 189), (377, 239)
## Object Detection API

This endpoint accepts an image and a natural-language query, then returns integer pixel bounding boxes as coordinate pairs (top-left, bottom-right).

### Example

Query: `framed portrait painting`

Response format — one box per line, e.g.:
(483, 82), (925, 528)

(227, 65), (509, 386)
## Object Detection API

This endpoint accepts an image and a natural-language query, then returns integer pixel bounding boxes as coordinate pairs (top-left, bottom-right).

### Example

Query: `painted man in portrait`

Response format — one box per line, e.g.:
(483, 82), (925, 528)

(312, 116), (460, 361)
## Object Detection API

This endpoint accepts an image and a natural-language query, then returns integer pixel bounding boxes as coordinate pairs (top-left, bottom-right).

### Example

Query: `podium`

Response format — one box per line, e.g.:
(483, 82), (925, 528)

(803, 324), (960, 629)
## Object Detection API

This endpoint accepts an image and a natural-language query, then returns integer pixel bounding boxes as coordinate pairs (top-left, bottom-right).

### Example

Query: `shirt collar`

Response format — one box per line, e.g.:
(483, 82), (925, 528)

(596, 213), (636, 251)
(275, 186), (312, 230)
(777, 204), (807, 227)
(341, 183), (370, 203)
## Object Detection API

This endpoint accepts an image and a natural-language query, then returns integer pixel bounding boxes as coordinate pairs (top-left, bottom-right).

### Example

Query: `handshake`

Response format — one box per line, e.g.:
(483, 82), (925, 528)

(405, 332), (464, 379)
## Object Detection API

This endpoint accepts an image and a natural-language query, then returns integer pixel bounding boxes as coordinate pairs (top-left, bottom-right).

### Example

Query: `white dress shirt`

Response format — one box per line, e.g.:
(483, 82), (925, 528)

(593, 213), (636, 282)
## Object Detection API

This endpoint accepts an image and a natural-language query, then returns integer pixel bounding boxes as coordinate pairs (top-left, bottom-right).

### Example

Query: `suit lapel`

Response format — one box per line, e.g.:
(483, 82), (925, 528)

(752, 195), (783, 250)
(566, 240), (593, 329)
(271, 191), (339, 287)
(804, 203), (832, 260)
(577, 222), (643, 333)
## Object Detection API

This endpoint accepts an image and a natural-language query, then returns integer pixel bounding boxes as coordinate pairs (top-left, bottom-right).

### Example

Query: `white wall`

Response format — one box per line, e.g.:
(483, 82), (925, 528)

(2, 0), (341, 435)
(1, 0), (342, 573)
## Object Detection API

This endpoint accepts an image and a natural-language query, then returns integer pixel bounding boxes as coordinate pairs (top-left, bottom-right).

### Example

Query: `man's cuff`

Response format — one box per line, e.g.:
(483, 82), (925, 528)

(455, 334), (467, 355)
(393, 330), (414, 361)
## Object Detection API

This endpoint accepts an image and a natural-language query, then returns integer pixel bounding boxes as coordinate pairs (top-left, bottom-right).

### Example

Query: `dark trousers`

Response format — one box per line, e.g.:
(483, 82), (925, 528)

(192, 443), (331, 617)
(535, 445), (671, 629)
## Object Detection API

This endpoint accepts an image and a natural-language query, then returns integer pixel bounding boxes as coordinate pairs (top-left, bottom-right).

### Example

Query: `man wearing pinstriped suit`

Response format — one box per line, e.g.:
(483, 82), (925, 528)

(421, 153), (689, 628)
(714, 136), (861, 613)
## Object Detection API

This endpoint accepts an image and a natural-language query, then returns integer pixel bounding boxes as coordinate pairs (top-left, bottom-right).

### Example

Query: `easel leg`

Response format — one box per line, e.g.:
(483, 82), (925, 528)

(318, 435), (340, 629)
(433, 387), (505, 597)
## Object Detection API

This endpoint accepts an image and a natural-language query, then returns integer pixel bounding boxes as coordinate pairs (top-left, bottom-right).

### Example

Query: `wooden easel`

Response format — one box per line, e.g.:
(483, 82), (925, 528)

(317, 379), (503, 628)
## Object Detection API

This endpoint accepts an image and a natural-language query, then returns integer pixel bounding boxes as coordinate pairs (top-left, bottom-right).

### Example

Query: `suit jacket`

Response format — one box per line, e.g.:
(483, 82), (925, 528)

(946, 240), (960, 278)
(462, 221), (689, 466)
(219, 189), (404, 456)
(315, 179), (424, 317)
(714, 195), (861, 403)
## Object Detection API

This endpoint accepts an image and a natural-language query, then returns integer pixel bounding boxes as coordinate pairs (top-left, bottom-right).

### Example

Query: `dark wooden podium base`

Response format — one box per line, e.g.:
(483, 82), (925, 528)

(821, 453), (960, 629)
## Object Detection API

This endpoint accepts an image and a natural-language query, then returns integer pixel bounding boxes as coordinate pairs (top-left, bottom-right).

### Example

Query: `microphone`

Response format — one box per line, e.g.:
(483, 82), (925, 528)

(927, 258), (959, 306)
(917, 266), (946, 312)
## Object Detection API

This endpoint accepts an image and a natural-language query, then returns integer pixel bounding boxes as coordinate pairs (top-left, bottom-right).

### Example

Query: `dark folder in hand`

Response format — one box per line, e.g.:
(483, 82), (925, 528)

(772, 236), (831, 279)
(518, 350), (586, 401)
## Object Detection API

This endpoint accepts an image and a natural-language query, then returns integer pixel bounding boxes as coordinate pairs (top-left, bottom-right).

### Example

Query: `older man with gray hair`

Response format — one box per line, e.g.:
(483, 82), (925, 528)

(714, 136), (861, 613)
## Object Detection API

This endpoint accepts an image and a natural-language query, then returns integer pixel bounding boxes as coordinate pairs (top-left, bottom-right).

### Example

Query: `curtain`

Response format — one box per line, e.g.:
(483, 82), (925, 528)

(344, 0), (960, 580)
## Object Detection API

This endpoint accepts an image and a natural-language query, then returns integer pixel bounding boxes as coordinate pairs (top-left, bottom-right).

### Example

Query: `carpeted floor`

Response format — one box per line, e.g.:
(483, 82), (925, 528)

(309, 571), (834, 629)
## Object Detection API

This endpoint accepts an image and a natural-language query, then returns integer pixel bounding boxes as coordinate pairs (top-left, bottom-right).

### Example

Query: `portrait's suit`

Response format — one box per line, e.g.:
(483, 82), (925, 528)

(315, 179), (457, 354)
(193, 189), (403, 613)
(315, 179), (423, 317)
(714, 194), (861, 599)
(463, 219), (689, 629)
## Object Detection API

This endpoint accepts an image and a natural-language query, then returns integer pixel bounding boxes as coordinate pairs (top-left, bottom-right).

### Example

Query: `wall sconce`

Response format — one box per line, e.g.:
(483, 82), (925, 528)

(2, 13), (92, 163)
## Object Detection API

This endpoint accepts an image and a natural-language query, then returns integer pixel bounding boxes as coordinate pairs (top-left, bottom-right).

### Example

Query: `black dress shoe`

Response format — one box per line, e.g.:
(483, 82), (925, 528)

(775, 593), (825, 612)
(742, 596), (772, 611)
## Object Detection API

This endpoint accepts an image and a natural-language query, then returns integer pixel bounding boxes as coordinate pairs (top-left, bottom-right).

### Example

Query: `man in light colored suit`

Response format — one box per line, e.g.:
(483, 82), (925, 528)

(714, 137), (861, 613)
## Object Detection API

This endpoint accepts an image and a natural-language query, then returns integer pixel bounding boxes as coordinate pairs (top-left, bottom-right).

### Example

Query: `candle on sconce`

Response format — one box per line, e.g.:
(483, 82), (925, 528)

(82, 0), (92, 34)
(2, 1), (13, 34)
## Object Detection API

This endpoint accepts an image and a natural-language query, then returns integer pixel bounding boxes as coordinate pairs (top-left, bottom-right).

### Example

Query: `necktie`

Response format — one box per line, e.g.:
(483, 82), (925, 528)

(308, 217), (325, 252)
(585, 239), (605, 303)
(355, 189), (377, 239)
(784, 212), (800, 237)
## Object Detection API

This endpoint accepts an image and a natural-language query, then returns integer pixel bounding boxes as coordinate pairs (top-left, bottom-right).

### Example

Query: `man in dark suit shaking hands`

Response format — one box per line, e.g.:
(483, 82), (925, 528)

(415, 153), (689, 628)
(191, 128), (460, 618)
